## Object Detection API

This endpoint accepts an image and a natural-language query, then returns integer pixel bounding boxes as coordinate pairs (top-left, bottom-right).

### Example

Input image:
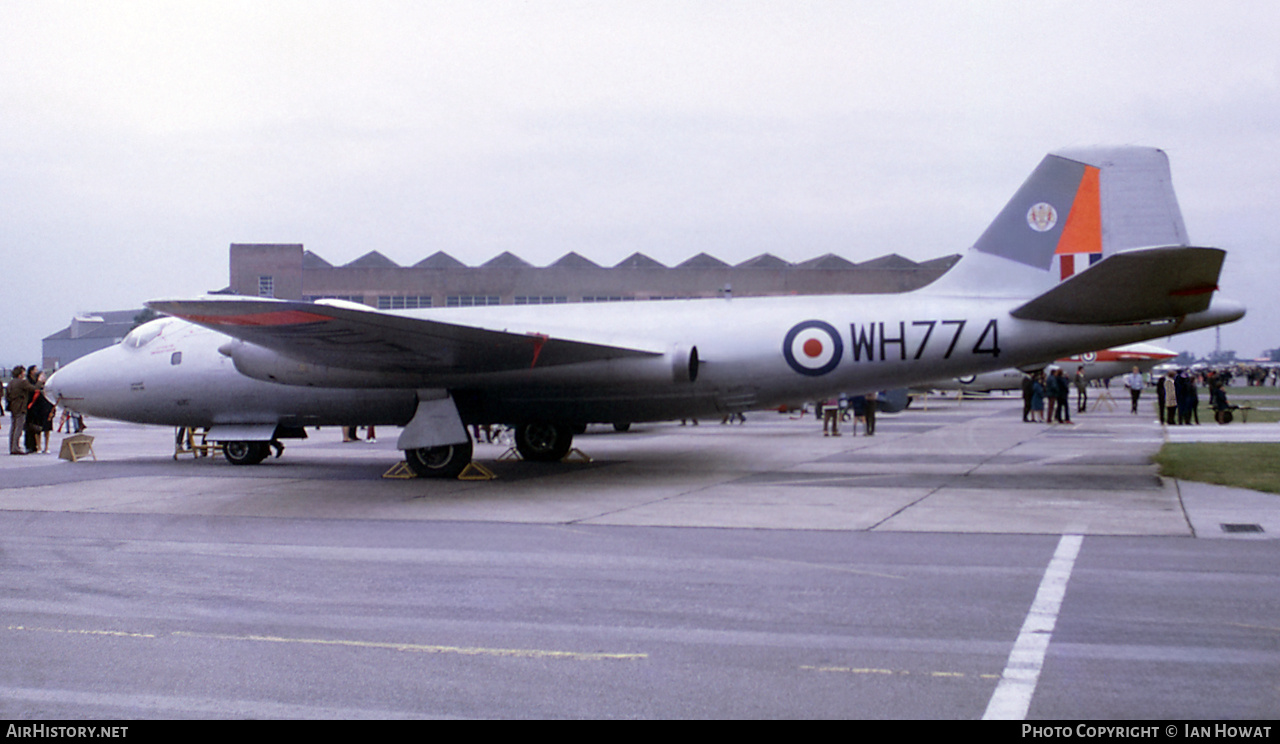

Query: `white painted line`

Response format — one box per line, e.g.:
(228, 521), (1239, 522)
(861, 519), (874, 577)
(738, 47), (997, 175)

(982, 533), (1083, 720)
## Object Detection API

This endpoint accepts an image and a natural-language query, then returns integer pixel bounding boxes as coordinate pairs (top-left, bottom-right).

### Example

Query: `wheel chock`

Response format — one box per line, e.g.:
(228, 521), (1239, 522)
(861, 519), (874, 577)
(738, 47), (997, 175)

(497, 447), (522, 461)
(457, 461), (497, 480)
(382, 461), (418, 479)
(561, 447), (593, 463)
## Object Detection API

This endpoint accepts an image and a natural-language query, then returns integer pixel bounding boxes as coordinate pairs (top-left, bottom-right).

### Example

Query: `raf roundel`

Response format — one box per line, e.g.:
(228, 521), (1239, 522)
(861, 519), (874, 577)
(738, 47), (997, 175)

(783, 320), (844, 376)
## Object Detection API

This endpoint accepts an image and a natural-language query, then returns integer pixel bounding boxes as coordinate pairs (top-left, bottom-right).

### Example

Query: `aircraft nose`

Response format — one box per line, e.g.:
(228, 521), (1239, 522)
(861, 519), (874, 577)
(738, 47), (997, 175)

(46, 354), (103, 413)
(43, 345), (136, 420)
(45, 366), (78, 409)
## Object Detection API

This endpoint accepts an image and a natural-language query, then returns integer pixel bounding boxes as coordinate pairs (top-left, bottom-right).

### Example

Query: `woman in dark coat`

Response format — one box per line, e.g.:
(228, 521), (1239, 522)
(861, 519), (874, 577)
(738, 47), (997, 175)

(26, 369), (55, 453)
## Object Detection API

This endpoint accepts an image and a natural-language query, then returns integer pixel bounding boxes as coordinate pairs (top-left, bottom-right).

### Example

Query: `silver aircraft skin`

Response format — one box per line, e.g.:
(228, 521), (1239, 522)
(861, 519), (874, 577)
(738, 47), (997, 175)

(48, 146), (1246, 476)
(923, 342), (1176, 393)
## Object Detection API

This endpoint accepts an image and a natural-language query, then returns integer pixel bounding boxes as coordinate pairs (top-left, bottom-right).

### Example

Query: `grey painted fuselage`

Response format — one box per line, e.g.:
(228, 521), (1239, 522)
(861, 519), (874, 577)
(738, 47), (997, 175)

(48, 290), (1239, 429)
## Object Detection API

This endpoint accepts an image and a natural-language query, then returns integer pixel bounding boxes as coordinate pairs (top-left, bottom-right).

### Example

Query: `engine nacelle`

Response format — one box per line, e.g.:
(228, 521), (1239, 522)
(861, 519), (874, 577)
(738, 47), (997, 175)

(219, 341), (422, 388)
(671, 345), (699, 383)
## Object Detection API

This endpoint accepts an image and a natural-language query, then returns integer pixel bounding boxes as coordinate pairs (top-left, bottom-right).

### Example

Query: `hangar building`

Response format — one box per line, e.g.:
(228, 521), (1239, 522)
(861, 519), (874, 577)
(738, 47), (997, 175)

(229, 243), (959, 308)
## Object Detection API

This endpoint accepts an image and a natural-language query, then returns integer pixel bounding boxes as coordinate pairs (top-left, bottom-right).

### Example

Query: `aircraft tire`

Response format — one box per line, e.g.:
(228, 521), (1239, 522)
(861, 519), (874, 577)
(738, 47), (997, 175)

(514, 422), (573, 462)
(405, 441), (474, 479)
(612, 422), (631, 432)
(223, 441), (269, 465)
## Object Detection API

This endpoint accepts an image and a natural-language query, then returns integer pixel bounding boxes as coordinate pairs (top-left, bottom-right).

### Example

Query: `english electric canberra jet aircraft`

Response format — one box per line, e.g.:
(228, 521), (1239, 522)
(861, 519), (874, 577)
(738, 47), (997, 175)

(48, 146), (1245, 477)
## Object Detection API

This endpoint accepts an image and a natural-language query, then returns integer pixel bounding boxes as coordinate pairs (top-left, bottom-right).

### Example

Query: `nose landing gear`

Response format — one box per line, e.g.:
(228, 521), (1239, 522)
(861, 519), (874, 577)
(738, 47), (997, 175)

(222, 440), (270, 465)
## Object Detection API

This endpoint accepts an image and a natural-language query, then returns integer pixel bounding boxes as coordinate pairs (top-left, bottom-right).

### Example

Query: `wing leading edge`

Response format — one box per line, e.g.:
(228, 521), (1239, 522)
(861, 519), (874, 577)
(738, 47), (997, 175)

(146, 298), (661, 374)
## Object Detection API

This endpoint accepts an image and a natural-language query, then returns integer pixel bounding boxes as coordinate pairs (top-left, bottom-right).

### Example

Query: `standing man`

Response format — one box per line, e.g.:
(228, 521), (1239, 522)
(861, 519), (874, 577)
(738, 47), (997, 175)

(1045, 370), (1059, 424)
(1123, 366), (1144, 414)
(6, 366), (35, 455)
(1054, 369), (1072, 424)
(822, 396), (841, 437)
(1075, 366), (1088, 413)
(849, 395), (867, 436)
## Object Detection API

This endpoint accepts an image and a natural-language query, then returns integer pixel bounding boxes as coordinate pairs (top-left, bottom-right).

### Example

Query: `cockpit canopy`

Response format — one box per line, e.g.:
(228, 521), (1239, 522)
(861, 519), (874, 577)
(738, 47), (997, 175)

(121, 317), (174, 349)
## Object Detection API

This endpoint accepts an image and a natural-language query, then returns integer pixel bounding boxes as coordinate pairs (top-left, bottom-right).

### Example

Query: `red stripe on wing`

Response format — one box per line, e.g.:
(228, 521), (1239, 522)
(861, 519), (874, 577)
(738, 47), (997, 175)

(183, 310), (332, 326)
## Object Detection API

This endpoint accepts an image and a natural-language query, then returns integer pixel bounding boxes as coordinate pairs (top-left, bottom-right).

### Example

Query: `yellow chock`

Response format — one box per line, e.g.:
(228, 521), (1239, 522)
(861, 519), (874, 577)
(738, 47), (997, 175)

(382, 461), (418, 479)
(561, 447), (593, 463)
(458, 461), (497, 480)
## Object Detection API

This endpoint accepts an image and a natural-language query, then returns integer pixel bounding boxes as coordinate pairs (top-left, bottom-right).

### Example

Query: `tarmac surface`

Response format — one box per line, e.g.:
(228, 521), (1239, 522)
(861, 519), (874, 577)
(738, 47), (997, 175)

(2, 392), (1278, 538)
(3, 393), (1279, 719)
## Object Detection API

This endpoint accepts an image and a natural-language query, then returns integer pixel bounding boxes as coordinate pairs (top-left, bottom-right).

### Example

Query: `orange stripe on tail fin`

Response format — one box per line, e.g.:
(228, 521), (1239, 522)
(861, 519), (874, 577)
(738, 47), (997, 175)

(1055, 165), (1102, 258)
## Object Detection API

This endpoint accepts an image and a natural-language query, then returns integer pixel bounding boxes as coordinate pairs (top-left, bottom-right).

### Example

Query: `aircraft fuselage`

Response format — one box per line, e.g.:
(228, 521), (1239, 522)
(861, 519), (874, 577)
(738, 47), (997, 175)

(49, 292), (1240, 429)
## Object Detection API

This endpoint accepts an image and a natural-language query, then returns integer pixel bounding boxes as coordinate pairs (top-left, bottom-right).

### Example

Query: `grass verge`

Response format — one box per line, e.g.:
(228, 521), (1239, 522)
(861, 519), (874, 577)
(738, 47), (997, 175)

(1154, 442), (1280, 495)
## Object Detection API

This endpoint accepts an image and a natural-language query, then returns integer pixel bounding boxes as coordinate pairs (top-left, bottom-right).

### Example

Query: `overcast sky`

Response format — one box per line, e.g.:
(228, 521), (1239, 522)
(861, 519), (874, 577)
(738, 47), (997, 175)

(3, 1), (1277, 364)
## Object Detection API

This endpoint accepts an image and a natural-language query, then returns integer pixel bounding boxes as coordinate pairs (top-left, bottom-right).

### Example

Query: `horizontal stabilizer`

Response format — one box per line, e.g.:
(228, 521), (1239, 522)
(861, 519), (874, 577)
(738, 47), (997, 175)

(1010, 246), (1225, 324)
(146, 298), (661, 374)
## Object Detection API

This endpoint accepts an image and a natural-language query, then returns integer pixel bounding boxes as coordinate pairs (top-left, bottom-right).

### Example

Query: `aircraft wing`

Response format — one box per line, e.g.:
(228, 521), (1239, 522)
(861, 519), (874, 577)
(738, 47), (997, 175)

(1011, 246), (1225, 324)
(146, 298), (662, 374)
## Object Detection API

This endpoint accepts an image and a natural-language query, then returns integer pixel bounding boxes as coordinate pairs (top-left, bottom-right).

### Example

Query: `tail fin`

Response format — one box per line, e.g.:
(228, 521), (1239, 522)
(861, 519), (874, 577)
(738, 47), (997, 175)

(933, 146), (1192, 297)
(975, 146), (1189, 273)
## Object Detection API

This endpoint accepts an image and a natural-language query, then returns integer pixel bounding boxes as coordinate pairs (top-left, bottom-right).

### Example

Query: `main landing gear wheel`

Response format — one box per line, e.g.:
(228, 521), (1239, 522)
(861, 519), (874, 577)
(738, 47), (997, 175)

(404, 440), (474, 479)
(223, 441), (270, 465)
(514, 422), (574, 462)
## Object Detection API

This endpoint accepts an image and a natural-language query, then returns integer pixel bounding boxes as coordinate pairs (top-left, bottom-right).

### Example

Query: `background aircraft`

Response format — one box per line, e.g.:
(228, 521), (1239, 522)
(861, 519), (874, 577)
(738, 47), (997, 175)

(48, 146), (1244, 477)
(922, 342), (1176, 393)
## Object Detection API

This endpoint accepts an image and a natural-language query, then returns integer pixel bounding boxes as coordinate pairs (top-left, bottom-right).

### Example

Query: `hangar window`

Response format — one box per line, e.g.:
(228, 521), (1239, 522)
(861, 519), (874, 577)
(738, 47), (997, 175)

(446, 295), (501, 307)
(514, 296), (568, 305)
(377, 295), (432, 310)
